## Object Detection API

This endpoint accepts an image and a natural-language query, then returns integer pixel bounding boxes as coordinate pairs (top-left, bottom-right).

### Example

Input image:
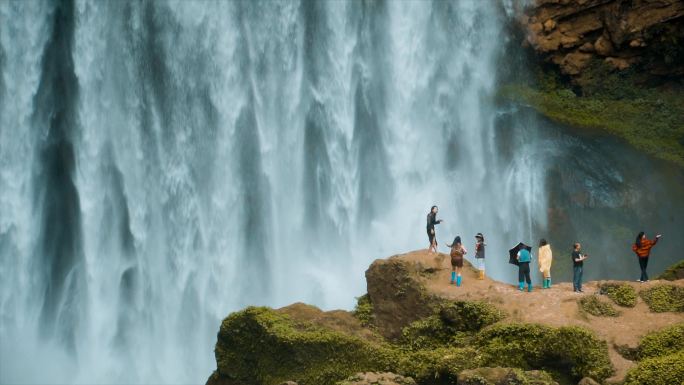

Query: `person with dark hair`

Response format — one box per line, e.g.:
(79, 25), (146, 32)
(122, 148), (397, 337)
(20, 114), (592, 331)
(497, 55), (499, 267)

(516, 244), (533, 292)
(632, 231), (662, 282)
(572, 243), (588, 293)
(474, 233), (486, 280)
(538, 239), (553, 289)
(426, 206), (442, 253)
(447, 236), (467, 286)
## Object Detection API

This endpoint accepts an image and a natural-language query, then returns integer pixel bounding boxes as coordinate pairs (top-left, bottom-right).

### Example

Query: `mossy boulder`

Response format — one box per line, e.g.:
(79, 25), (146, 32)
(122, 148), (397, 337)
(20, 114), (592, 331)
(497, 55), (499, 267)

(397, 347), (482, 384)
(623, 350), (684, 385)
(640, 284), (684, 312)
(365, 257), (442, 339)
(457, 367), (558, 385)
(578, 295), (620, 317)
(336, 372), (416, 385)
(475, 323), (614, 382)
(637, 323), (684, 360)
(400, 301), (504, 350)
(213, 307), (396, 385)
(598, 282), (637, 307)
(657, 260), (684, 281)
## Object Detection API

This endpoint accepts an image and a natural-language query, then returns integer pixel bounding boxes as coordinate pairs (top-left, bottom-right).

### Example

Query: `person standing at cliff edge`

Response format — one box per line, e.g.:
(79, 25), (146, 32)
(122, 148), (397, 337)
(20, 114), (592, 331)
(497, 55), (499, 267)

(632, 231), (662, 282)
(426, 205), (443, 253)
(474, 233), (486, 280)
(447, 236), (467, 286)
(572, 243), (588, 293)
(516, 244), (533, 292)
(538, 239), (553, 289)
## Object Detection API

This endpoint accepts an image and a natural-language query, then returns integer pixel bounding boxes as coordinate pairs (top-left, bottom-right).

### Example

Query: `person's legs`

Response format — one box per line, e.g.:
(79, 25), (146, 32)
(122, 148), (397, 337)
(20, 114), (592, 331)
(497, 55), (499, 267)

(639, 257), (649, 281)
(518, 265), (525, 291)
(578, 266), (583, 291)
(573, 266), (580, 291)
(456, 266), (462, 286)
(524, 263), (532, 292)
(451, 266), (456, 284)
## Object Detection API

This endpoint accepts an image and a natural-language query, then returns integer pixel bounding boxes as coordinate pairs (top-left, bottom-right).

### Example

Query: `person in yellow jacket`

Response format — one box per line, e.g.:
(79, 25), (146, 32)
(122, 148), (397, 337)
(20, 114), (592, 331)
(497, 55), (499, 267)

(538, 239), (553, 289)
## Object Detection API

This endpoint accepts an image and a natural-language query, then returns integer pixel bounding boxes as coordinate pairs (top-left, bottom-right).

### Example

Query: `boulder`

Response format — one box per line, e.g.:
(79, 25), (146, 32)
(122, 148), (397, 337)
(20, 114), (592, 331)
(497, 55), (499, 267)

(336, 372), (416, 385)
(457, 367), (559, 385)
(577, 378), (600, 385)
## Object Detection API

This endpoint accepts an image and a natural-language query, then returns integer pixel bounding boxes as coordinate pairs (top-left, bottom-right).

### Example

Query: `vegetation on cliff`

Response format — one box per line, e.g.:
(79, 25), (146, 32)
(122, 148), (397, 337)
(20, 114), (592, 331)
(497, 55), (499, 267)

(578, 295), (620, 317)
(639, 284), (684, 312)
(498, 65), (684, 167)
(657, 260), (684, 281)
(621, 323), (684, 385)
(598, 282), (637, 307)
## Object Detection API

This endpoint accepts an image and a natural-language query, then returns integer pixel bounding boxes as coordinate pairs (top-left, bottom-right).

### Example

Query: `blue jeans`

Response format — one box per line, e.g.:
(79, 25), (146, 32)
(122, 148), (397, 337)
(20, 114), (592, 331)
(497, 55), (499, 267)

(573, 265), (583, 291)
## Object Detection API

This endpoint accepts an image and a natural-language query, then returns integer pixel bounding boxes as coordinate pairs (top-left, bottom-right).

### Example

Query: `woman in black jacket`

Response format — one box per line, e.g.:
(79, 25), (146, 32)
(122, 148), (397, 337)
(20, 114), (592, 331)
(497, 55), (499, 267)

(426, 205), (442, 253)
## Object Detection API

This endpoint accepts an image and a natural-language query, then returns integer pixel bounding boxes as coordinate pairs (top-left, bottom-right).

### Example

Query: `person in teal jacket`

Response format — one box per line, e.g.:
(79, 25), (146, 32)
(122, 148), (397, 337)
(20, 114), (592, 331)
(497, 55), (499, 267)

(516, 245), (533, 292)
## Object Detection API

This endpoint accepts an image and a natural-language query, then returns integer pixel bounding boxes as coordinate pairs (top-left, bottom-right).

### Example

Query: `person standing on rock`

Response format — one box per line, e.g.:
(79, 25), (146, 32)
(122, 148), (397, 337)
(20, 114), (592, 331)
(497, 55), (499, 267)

(572, 242), (588, 293)
(426, 205), (442, 253)
(447, 236), (467, 286)
(516, 244), (533, 292)
(474, 233), (486, 280)
(538, 239), (553, 289)
(632, 231), (661, 282)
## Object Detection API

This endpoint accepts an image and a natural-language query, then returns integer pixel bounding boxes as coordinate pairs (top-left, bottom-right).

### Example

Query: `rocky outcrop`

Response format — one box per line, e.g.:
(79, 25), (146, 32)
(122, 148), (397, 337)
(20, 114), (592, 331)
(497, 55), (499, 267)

(458, 367), (558, 385)
(336, 372), (416, 385)
(520, 0), (684, 82)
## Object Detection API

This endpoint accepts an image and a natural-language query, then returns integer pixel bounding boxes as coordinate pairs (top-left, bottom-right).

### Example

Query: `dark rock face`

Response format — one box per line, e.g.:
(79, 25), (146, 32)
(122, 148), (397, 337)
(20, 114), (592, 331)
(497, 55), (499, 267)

(520, 0), (684, 83)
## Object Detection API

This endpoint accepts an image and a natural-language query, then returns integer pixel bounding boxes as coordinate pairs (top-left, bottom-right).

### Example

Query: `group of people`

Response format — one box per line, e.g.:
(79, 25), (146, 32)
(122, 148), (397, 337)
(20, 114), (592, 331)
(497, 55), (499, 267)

(426, 205), (663, 291)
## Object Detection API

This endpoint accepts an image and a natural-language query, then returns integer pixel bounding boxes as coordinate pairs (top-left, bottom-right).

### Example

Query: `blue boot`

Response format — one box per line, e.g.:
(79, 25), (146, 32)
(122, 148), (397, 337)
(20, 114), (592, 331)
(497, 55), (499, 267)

(547, 278), (552, 288)
(518, 282), (524, 291)
(542, 279), (548, 289)
(527, 283), (533, 292)
(451, 271), (456, 284)
(456, 275), (462, 287)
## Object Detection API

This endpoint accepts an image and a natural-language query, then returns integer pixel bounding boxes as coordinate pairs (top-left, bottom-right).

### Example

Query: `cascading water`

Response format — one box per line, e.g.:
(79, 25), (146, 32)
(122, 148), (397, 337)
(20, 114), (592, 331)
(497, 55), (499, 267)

(1, 1), (683, 384)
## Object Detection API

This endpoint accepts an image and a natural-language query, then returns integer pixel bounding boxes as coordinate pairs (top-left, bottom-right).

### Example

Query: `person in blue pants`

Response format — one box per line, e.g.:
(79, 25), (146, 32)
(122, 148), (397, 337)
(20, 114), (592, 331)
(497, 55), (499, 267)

(516, 245), (533, 292)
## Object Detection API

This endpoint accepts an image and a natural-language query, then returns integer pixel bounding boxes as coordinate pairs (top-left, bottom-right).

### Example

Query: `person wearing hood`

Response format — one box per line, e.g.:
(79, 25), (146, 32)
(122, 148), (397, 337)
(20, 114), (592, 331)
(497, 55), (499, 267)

(516, 244), (533, 292)
(538, 239), (553, 289)
(426, 205), (442, 253)
(632, 231), (662, 282)
(447, 236), (467, 286)
(474, 233), (486, 280)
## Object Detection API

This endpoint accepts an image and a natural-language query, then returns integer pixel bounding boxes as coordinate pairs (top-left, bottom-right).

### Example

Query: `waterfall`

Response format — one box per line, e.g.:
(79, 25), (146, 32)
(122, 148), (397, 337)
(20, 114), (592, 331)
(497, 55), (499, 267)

(3, 1), (681, 384)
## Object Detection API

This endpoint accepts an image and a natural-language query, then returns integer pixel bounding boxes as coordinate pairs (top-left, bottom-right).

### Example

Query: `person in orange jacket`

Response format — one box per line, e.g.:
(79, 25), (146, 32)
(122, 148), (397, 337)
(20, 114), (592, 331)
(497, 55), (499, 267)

(632, 231), (662, 282)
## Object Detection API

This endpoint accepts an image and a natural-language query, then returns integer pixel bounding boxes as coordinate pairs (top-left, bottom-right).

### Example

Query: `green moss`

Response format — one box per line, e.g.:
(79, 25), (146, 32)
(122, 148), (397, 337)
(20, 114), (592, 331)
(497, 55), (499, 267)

(640, 284), (684, 312)
(398, 347), (482, 384)
(578, 295), (620, 317)
(476, 323), (614, 382)
(623, 351), (684, 385)
(598, 283), (637, 307)
(399, 301), (504, 351)
(215, 307), (397, 385)
(637, 323), (684, 359)
(353, 294), (376, 329)
(458, 367), (558, 385)
(498, 83), (684, 167)
(657, 260), (684, 281)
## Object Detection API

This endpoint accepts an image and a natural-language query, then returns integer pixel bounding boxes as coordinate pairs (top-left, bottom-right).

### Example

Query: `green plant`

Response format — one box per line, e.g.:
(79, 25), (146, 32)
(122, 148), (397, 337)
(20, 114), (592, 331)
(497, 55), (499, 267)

(637, 323), (684, 359)
(657, 260), (684, 281)
(578, 295), (620, 317)
(599, 283), (637, 307)
(623, 350), (684, 385)
(353, 294), (375, 328)
(640, 285), (684, 312)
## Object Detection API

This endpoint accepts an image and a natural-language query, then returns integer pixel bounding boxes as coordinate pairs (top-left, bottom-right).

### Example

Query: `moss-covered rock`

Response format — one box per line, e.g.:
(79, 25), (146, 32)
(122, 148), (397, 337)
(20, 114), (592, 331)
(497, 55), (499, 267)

(657, 260), (684, 281)
(578, 295), (620, 317)
(637, 323), (684, 360)
(640, 284), (684, 312)
(623, 350), (684, 385)
(598, 282), (637, 307)
(214, 307), (397, 385)
(336, 372), (416, 385)
(397, 347), (481, 384)
(399, 301), (504, 351)
(457, 367), (558, 385)
(475, 323), (614, 382)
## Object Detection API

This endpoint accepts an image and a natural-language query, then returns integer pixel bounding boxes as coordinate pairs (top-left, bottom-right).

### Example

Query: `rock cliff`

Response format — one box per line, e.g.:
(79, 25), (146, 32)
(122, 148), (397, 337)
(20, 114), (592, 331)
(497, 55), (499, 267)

(206, 251), (684, 385)
(519, 0), (684, 84)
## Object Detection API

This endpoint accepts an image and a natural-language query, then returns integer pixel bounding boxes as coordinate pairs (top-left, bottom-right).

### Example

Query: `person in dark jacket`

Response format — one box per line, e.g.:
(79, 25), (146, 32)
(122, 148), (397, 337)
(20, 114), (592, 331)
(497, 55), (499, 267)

(426, 206), (442, 253)
(516, 244), (532, 292)
(474, 233), (486, 280)
(447, 236), (467, 286)
(632, 231), (662, 282)
(572, 243), (588, 293)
